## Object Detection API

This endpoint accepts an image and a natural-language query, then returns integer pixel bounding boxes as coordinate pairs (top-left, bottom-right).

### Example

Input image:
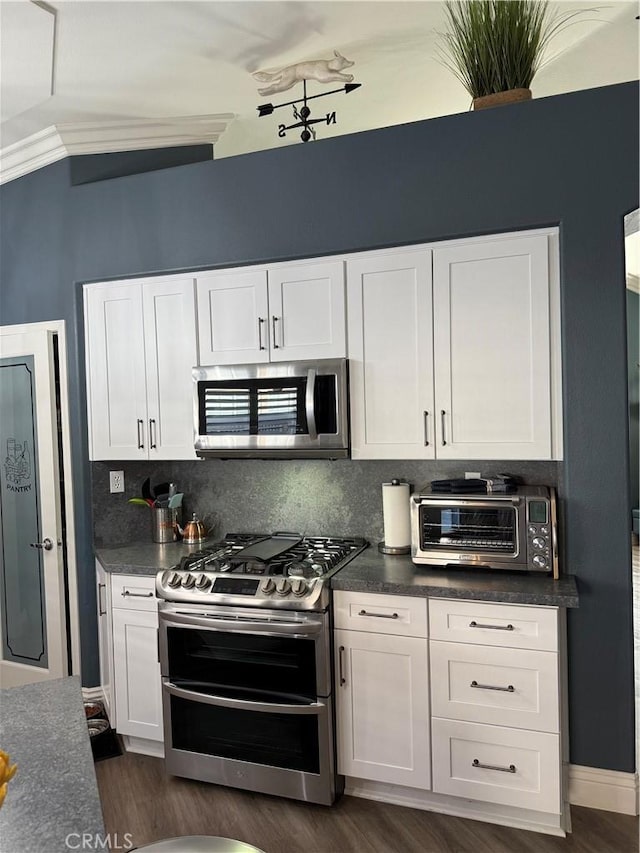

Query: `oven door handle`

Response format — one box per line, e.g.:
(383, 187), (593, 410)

(159, 610), (323, 636)
(163, 681), (325, 715)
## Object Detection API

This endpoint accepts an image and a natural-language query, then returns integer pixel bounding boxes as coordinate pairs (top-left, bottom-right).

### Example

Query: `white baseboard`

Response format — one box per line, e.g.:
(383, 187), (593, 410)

(82, 686), (104, 701)
(568, 764), (639, 816)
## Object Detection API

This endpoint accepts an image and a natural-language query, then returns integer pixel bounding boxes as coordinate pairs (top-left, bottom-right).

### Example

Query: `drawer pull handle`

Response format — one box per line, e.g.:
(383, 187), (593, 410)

(472, 759), (516, 774)
(358, 609), (399, 619)
(469, 621), (514, 631)
(122, 590), (154, 598)
(470, 680), (515, 693)
(338, 645), (346, 686)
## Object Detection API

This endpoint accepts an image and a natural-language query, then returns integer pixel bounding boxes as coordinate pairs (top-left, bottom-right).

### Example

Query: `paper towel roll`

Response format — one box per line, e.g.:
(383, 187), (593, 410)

(382, 480), (411, 549)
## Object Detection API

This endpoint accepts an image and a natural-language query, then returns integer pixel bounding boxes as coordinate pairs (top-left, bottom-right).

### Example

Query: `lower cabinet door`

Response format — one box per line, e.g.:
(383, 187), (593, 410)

(112, 607), (163, 742)
(335, 629), (430, 788)
(432, 718), (560, 813)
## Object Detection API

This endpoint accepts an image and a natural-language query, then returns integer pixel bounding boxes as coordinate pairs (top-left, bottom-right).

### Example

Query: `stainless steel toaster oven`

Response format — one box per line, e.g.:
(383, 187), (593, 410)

(410, 485), (558, 577)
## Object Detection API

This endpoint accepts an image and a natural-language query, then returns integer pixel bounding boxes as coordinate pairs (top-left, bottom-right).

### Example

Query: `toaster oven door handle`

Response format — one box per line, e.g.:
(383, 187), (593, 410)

(163, 681), (324, 715)
(305, 368), (318, 441)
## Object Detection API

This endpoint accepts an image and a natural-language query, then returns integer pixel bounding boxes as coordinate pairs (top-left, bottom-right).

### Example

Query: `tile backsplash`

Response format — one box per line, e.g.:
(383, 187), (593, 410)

(91, 459), (562, 548)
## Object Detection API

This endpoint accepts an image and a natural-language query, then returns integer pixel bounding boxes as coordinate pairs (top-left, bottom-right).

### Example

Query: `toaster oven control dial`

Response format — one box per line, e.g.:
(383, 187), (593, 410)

(532, 536), (547, 550)
(290, 578), (307, 597)
(275, 578), (291, 596)
(528, 525), (538, 535)
(260, 578), (276, 595)
(532, 555), (547, 568)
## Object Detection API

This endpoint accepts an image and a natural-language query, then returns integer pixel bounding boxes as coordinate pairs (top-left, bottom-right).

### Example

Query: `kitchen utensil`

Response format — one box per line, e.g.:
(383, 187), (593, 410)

(142, 478), (153, 501)
(181, 513), (208, 545)
(154, 493), (170, 506)
(168, 493), (183, 509)
(128, 497), (152, 507)
(168, 483), (177, 499)
(152, 482), (170, 499)
(152, 507), (182, 543)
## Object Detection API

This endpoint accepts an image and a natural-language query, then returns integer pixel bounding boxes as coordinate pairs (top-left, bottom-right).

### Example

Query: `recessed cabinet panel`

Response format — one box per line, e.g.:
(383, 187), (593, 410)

(197, 270), (269, 365)
(433, 236), (552, 458)
(268, 262), (346, 361)
(347, 251), (435, 458)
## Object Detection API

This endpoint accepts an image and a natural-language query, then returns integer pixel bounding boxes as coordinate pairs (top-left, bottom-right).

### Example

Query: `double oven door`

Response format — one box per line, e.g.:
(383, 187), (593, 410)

(158, 601), (340, 805)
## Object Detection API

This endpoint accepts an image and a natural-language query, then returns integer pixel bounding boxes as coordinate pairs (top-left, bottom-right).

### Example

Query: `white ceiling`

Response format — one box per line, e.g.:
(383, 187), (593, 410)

(1, 0), (639, 162)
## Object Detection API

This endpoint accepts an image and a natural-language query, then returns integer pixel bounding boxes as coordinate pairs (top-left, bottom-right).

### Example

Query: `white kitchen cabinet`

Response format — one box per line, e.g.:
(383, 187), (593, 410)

(334, 592), (430, 789)
(84, 275), (198, 460)
(196, 260), (346, 365)
(429, 597), (566, 821)
(347, 230), (561, 460)
(95, 561), (114, 722)
(111, 574), (163, 745)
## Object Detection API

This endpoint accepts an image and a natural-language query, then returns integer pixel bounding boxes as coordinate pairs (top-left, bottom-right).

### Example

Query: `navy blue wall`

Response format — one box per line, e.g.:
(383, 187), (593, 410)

(1, 82), (638, 773)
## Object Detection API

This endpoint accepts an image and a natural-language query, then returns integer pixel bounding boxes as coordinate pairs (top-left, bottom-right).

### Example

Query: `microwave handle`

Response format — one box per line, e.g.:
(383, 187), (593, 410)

(306, 368), (318, 441)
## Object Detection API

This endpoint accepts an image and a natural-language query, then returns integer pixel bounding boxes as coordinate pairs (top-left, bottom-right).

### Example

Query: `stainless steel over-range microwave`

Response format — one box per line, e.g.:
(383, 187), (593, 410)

(193, 358), (349, 459)
(411, 485), (558, 577)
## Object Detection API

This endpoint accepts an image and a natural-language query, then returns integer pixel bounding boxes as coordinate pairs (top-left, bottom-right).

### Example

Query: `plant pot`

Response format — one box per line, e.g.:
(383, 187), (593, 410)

(473, 88), (532, 110)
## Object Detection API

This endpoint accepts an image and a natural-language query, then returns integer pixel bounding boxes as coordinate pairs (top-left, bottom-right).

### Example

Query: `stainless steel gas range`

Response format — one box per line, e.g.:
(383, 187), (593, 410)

(156, 532), (367, 805)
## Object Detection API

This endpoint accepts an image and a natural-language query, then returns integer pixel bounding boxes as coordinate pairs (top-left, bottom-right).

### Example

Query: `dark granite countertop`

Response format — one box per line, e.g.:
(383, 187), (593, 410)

(331, 548), (579, 608)
(0, 676), (106, 853)
(95, 540), (578, 607)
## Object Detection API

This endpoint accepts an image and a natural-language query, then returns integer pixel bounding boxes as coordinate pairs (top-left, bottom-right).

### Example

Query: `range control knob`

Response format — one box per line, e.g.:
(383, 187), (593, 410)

(275, 578), (291, 596)
(167, 572), (182, 588)
(260, 578), (276, 595)
(195, 573), (210, 590)
(290, 578), (308, 597)
(182, 573), (196, 589)
(532, 555), (548, 568)
(532, 537), (547, 550)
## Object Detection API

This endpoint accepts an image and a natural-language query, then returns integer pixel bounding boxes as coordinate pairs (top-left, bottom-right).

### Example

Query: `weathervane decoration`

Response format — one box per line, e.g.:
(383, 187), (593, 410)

(253, 51), (361, 143)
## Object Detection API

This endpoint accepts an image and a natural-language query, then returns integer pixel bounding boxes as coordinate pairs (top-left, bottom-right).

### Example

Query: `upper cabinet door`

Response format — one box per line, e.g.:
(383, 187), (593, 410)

(142, 277), (198, 460)
(347, 251), (435, 459)
(267, 261), (346, 362)
(85, 281), (148, 460)
(433, 235), (552, 459)
(197, 269), (269, 365)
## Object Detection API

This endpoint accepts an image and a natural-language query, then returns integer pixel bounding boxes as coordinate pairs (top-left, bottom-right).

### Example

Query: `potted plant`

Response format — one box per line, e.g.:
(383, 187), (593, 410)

(438, 0), (596, 109)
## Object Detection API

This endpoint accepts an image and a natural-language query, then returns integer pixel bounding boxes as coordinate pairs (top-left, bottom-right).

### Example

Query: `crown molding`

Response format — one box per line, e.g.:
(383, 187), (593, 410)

(0, 114), (235, 185)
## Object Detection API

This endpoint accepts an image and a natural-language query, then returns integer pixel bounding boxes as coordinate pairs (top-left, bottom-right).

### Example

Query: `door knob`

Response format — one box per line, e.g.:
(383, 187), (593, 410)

(29, 538), (54, 550)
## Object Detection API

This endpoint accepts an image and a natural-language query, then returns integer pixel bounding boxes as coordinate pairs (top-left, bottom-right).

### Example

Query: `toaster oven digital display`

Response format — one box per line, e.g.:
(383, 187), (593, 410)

(528, 501), (548, 524)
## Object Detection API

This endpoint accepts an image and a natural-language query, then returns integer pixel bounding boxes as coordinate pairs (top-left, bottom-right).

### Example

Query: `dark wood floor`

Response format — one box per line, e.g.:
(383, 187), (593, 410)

(95, 751), (638, 853)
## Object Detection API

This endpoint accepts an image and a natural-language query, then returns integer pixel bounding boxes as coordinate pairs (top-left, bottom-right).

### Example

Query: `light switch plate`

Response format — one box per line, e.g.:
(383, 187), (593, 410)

(109, 470), (125, 493)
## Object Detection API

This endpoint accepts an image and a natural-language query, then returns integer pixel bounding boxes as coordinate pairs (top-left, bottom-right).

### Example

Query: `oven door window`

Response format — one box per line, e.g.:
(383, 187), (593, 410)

(167, 627), (318, 703)
(420, 504), (517, 554)
(169, 694), (321, 773)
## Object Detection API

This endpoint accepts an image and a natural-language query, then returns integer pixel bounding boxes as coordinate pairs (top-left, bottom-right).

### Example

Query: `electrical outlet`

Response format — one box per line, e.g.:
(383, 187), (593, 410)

(465, 471), (482, 480)
(109, 470), (125, 494)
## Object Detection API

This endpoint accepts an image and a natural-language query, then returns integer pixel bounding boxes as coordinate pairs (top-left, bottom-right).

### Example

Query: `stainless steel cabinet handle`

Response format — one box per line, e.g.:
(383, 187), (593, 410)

(149, 418), (157, 449)
(272, 316), (280, 348)
(338, 645), (346, 686)
(471, 680), (515, 693)
(472, 759), (516, 774)
(358, 609), (399, 619)
(469, 621), (514, 631)
(122, 590), (154, 598)
(423, 411), (429, 446)
(305, 368), (317, 441)
(441, 409), (447, 445)
(257, 317), (266, 350)
(98, 583), (107, 616)
(137, 419), (144, 449)
(30, 538), (54, 550)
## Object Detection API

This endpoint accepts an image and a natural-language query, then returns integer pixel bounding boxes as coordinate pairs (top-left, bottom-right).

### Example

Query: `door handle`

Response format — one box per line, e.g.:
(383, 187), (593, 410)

(305, 368), (317, 441)
(338, 645), (346, 686)
(137, 419), (144, 449)
(272, 316), (280, 348)
(257, 317), (266, 350)
(30, 538), (54, 551)
(423, 411), (429, 446)
(149, 418), (157, 449)
(98, 583), (107, 616)
(440, 409), (447, 445)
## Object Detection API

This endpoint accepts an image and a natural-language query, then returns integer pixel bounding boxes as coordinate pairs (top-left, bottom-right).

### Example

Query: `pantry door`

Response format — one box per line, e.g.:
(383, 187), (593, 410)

(0, 327), (67, 686)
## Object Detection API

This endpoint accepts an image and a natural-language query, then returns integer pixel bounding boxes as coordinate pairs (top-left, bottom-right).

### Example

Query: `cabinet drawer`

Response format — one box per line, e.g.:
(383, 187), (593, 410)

(429, 598), (558, 651)
(111, 574), (158, 610)
(430, 641), (559, 732)
(334, 591), (427, 637)
(432, 718), (560, 814)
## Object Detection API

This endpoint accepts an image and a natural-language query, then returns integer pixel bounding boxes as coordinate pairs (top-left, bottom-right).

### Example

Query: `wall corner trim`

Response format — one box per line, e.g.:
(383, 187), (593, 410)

(568, 764), (639, 815)
(0, 114), (235, 185)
